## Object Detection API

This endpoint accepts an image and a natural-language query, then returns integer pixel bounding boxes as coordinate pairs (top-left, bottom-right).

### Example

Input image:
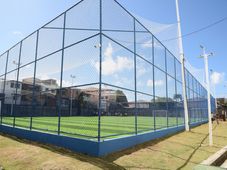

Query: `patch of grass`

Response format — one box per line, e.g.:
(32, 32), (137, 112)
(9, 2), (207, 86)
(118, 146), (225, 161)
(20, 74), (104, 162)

(0, 133), (103, 170)
(1, 116), (186, 139)
(108, 121), (227, 170)
(0, 121), (226, 169)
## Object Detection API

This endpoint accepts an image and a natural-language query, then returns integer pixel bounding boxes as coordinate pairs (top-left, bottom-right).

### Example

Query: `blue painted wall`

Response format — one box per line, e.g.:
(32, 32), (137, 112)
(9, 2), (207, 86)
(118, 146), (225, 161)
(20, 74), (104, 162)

(0, 125), (99, 156)
(0, 121), (208, 156)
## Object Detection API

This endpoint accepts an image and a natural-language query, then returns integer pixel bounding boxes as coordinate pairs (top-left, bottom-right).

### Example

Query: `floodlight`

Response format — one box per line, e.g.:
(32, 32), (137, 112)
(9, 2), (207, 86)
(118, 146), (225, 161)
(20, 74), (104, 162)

(70, 75), (76, 79)
(94, 43), (101, 48)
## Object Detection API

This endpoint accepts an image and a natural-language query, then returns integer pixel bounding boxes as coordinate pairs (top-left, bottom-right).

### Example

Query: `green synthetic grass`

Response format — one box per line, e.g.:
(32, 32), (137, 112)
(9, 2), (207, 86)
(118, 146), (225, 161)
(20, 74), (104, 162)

(1, 116), (192, 140)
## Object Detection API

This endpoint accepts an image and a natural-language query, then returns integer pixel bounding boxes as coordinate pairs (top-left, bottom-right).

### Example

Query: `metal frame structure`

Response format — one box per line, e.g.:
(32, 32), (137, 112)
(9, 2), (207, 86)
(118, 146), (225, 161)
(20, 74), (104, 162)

(0, 0), (215, 142)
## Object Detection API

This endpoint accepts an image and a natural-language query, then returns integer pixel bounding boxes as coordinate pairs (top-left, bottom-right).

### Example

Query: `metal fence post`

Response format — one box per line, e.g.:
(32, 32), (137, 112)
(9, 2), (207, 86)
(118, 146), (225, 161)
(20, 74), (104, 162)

(13, 41), (23, 127)
(165, 49), (168, 128)
(174, 58), (178, 126)
(133, 18), (138, 135)
(58, 12), (66, 135)
(1, 51), (9, 124)
(30, 30), (39, 130)
(152, 36), (156, 131)
(97, 0), (102, 142)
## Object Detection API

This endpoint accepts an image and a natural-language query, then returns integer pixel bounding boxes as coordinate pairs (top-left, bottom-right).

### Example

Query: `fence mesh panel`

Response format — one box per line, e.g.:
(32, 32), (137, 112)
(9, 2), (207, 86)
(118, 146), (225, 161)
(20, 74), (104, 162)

(0, 0), (213, 141)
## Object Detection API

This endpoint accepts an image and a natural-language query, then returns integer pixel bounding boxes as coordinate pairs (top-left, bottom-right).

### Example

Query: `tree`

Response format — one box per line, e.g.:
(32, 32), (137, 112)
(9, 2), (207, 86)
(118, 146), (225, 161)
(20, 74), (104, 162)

(77, 92), (85, 116)
(115, 90), (128, 107)
(173, 94), (182, 102)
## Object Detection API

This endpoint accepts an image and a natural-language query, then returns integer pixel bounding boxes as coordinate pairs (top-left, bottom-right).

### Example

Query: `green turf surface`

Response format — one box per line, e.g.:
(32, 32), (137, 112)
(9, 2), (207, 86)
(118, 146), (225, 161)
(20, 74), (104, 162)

(1, 116), (189, 140)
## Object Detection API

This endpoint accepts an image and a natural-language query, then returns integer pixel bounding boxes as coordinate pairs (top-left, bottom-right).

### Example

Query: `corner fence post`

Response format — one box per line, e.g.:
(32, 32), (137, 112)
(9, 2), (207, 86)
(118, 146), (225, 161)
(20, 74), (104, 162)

(97, 0), (102, 142)
(58, 12), (66, 135)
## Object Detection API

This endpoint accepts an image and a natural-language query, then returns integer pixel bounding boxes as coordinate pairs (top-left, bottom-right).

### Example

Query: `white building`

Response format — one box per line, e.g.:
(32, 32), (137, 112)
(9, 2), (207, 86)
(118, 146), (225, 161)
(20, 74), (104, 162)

(23, 78), (59, 95)
(0, 79), (22, 104)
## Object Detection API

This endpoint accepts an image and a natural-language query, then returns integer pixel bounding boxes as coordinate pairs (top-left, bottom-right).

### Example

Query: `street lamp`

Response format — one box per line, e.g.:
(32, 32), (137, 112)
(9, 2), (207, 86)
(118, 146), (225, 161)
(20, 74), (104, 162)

(199, 45), (213, 146)
(10, 60), (22, 116)
(70, 75), (76, 116)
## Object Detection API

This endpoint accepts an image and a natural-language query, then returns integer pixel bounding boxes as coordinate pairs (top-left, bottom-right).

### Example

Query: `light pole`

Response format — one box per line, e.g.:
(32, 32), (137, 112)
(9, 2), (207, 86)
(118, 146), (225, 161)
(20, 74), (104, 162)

(175, 0), (189, 131)
(70, 75), (76, 116)
(11, 60), (21, 116)
(199, 45), (213, 146)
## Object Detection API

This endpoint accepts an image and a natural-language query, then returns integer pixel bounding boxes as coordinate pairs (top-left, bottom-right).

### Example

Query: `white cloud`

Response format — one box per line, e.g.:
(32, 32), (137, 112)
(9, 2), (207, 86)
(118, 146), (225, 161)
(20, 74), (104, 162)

(61, 80), (72, 87)
(146, 79), (164, 87)
(111, 74), (133, 88)
(147, 79), (153, 87)
(137, 67), (146, 77)
(141, 39), (162, 49)
(210, 71), (224, 85)
(141, 39), (152, 48)
(137, 81), (143, 87)
(56, 79), (76, 87)
(104, 42), (113, 58)
(12, 31), (23, 38)
(95, 43), (133, 75)
(155, 80), (164, 86)
(38, 74), (50, 80)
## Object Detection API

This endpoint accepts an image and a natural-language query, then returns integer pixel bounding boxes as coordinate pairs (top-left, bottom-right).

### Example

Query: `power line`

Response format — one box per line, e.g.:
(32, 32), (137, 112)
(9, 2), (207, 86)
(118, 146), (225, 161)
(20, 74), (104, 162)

(162, 16), (227, 42)
(109, 16), (227, 44)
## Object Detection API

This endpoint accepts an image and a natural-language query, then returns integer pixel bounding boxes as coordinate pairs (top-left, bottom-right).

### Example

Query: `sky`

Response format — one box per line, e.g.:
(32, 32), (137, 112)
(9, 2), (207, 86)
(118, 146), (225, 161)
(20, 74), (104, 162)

(0, 0), (227, 97)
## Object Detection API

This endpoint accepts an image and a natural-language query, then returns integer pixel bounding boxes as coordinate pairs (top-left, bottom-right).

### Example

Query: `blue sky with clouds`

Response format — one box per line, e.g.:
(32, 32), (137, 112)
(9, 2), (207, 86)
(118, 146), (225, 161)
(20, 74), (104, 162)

(0, 0), (227, 97)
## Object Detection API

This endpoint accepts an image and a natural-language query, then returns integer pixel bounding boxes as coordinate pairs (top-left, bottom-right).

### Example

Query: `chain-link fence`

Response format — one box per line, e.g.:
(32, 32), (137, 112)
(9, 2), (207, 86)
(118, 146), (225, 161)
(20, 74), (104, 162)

(0, 0), (214, 141)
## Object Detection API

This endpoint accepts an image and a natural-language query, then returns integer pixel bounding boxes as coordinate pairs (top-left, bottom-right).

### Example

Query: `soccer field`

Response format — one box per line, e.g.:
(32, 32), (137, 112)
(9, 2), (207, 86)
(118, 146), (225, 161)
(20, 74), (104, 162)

(1, 116), (185, 140)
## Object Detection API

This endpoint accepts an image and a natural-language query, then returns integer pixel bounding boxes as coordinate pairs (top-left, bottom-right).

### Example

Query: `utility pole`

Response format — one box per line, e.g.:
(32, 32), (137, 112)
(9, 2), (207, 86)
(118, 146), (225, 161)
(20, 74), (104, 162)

(210, 69), (217, 110)
(70, 75), (76, 117)
(200, 45), (213, 146)
(175, 0), (189, 131)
